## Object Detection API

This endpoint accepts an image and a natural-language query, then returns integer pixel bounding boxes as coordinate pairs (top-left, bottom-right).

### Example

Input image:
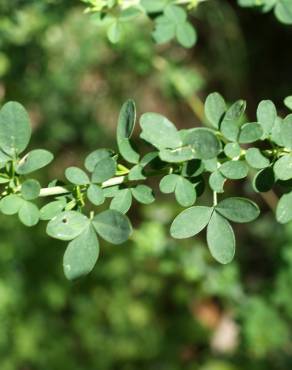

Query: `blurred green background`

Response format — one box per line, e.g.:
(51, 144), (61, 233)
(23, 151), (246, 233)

(1, 0), (292, 369)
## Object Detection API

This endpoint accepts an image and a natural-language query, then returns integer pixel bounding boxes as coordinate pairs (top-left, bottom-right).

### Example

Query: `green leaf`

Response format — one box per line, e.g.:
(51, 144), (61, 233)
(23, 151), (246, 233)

(176, 22), (197, 48)
(164, 4), (187, 23)
(0, 101), (31, 156)
(224, 142), (241, 159)
(107, 21), (122, 43)
(253, 167), (275, 192)
(207, 211), (235, 264)
(47, 211), (89, 241)
(170, 206), (213, 239)
(275, 0), (292, 24)
(153, 16), (176, 44)
(219, 160), (249, 179)
(159, 147), (194, 163)
(131, 184), (155, 204)
(91, 156), (116, 183)
(216, 197), (260, 223)
(0, 194), (23, 215)
(21, 179), (41, 200)
(63, 224), (99, 280)
(220, 100), (246, 141)
(18, 201), (39, 227)
(183, 128), (221, 160)
(87, 184), (105, 206)
(85, 149), (113, 172)
(16, 149), (54, 174)
(284, 96), (292, 110)
(65, 166), (89, 185)
(40, 199), (66, 221)
(276, 191), (292, 224)
(274, 155), (292, 180)
(270, 118), (284, 148)
(209, 170), (226, 193)
(175, 177), (196, 207)
(204, 92), (226, 129)
(140, 113), (182, 149)
(238, 122), (263, 143)
(92, 209), (132, 244)
(117, 100), (139, 164)
(140, 0), (167, 13)
(281, 114), (292, 150)
(0, 150), (11, 168)
(256, 100), (277, 138)
(110, 188), (132, 214)
(159, 174), (179, 194)
(245, 148), (270, 169)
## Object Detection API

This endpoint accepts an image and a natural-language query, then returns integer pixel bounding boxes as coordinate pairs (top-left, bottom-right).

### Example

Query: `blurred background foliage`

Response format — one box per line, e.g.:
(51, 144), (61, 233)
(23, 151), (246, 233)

(1, 0), (292, 369)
